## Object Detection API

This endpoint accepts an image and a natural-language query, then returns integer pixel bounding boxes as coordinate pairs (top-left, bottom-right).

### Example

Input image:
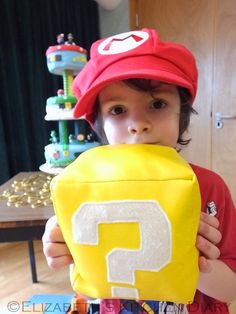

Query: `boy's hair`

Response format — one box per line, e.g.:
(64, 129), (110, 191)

(93, 79), (197, 147)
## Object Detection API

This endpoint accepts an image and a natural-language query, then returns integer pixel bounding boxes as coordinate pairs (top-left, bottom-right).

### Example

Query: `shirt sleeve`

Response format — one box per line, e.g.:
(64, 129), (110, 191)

(191, 164), (236, 273)
(217, 181), (236, 272)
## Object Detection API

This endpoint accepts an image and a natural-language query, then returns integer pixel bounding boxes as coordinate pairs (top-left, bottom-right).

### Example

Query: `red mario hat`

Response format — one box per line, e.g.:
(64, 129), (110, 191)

(72, 28), (198, 123)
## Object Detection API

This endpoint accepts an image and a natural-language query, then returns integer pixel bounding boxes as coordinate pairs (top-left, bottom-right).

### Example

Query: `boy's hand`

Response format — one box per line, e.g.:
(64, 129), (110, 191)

(42, 215), (73, 268)
(43, 212), (222, 273)
(196, 212), (222, 273)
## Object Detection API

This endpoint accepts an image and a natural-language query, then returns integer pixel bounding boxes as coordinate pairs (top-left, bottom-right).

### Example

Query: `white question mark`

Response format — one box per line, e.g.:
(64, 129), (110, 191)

(72, 200), (172, 299)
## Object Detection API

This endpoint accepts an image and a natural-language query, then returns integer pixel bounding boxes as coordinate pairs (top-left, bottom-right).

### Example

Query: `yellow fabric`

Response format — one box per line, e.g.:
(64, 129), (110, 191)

(51, 144), (201, 304)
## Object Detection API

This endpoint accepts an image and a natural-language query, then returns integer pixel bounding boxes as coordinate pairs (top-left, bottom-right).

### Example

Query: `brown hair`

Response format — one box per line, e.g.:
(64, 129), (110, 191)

(92, 79), (197, 147)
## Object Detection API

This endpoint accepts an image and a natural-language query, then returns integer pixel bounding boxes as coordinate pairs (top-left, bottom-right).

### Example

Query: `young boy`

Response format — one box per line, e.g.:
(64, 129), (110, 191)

(43, 28), (236, 314)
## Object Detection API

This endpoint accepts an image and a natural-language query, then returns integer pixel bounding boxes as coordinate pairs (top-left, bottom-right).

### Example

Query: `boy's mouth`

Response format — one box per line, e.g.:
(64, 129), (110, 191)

(125, 141), (160, 145)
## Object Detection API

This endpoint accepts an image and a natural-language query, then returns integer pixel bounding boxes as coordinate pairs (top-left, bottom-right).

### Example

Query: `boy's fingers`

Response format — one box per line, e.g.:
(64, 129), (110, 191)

(198, 215), (222, 245)
(43, 225), (65, 243)
(200, 212), (219, 228)
(43, 242), (71, 258)
(198, 256), (212, 273)
(196, 235), (221, 260)
(43, 216), (65, 243)
(46, 255), (73, 269)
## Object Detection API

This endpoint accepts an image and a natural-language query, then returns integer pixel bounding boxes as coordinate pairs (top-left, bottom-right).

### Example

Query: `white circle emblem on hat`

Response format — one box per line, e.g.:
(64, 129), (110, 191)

(98, 31), (149, 55)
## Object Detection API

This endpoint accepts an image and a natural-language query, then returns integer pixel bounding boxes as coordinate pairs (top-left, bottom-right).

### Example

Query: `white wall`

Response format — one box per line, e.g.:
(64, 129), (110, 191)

(98, 0), (130, 37)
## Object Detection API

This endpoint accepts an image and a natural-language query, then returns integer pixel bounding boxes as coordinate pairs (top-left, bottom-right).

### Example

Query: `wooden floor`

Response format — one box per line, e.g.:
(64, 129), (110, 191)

(0, 241), (236, 314)
(0, 241), (74, 313)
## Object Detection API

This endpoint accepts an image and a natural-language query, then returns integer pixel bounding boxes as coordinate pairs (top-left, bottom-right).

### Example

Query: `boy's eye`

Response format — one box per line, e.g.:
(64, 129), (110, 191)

(109, 106), (125, 115)
(150, 100), (167, 109)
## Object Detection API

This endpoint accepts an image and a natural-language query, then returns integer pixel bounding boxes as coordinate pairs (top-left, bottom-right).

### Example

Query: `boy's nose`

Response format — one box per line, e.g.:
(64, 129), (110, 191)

(127, 119), (151, 135)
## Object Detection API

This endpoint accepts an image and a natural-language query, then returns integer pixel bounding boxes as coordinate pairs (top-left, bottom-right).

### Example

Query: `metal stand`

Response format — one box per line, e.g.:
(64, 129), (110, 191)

(28, 240), (38, 283)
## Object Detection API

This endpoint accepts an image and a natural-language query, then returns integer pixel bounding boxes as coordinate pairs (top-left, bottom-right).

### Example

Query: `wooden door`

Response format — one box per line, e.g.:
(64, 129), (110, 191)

(212, 1), (236, 203)
(130, 0), (236, 203)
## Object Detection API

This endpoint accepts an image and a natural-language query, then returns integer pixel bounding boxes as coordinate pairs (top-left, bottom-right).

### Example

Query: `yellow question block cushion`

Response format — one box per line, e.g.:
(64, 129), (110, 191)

(51, 144), (201, 303)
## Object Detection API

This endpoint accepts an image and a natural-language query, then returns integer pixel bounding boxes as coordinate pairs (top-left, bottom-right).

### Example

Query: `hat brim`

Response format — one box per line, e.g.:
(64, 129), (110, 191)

(73, 55), (196, 122)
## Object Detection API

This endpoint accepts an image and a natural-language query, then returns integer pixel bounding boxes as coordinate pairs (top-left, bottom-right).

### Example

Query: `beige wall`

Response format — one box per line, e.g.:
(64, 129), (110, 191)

(98, 0), (130, 37)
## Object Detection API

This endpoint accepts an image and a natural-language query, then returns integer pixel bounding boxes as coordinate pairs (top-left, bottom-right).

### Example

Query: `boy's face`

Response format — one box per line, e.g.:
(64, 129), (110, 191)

(98, 80), (181, 148)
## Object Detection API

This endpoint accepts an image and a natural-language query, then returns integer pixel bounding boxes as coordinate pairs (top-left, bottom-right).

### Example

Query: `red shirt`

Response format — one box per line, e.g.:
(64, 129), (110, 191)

(188, 164), (236, 314)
